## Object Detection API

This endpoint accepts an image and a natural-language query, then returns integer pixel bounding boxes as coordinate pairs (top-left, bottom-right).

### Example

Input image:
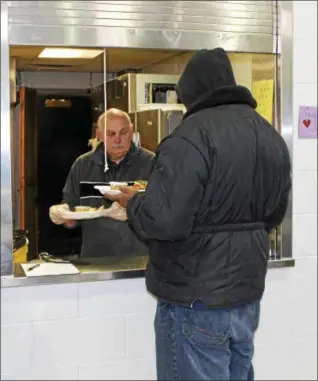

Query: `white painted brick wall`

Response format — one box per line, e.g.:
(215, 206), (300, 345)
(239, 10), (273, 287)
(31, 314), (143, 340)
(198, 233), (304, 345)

(1, 2), (317, 380)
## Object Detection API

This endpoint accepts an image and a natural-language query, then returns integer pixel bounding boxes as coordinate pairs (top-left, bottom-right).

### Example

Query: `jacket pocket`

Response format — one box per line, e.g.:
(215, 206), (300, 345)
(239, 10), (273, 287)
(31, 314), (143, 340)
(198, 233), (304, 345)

(181, 308), (231, 347)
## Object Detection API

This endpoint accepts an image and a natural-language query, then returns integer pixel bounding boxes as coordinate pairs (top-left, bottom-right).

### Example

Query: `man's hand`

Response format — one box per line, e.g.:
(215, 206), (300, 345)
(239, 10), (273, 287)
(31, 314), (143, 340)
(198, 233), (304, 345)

(104, 186), (138, 208)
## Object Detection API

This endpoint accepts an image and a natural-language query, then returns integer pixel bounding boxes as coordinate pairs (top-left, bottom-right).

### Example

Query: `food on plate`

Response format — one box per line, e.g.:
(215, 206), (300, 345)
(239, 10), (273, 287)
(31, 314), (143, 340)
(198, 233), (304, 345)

(110, 182), (128, 190)
(131, 180), (148, 191)
(108, 180), (147, 193)
(109, 181), (147, 191)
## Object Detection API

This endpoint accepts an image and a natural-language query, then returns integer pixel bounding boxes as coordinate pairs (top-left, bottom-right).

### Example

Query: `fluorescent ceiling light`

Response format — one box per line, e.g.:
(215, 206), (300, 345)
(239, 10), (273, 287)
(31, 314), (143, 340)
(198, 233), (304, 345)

(38, 48), (103, 59)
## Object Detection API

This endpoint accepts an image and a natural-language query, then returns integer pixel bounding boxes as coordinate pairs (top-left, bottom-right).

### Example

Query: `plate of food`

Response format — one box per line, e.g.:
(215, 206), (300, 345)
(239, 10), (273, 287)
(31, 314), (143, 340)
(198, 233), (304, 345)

(130, 180), (147, 192)
(61, 206), (106, 220)
(95, 182), (127, 196)
(95, 181), (147, 196)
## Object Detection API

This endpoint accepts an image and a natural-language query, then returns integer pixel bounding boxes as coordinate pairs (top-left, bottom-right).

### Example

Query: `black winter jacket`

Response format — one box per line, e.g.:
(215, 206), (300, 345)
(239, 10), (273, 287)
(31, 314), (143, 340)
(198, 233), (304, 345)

(127, 48), (291, 308)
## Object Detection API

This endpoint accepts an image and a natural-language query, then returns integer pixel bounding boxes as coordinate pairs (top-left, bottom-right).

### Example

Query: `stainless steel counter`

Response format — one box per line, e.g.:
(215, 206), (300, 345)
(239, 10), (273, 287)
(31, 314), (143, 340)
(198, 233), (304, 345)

(1, 256), (295, 288)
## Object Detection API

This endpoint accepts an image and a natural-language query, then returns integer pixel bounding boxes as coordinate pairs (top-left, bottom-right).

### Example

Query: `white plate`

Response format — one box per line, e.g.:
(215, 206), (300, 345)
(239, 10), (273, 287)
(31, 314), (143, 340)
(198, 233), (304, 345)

(94, 185), (121, 196)
(95, 185), (146, 197)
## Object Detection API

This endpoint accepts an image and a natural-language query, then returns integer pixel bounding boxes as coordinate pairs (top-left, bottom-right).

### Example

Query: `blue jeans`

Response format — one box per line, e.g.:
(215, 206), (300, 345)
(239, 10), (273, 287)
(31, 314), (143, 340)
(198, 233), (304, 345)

(155, 300), (260, 380)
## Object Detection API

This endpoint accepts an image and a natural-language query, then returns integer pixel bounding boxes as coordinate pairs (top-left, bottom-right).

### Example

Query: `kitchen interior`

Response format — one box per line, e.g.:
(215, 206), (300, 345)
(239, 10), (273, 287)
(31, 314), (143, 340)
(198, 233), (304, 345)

(10, 45), (281, 278)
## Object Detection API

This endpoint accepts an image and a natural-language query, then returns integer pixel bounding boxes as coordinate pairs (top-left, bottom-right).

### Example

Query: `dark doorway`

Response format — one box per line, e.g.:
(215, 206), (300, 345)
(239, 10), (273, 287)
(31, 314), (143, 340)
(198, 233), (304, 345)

(37, 95), (92, 256)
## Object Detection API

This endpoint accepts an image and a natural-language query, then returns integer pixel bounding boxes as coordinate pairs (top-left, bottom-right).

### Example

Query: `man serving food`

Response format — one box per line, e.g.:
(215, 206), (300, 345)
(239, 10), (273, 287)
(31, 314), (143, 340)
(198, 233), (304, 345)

(49, 108), (153, 258)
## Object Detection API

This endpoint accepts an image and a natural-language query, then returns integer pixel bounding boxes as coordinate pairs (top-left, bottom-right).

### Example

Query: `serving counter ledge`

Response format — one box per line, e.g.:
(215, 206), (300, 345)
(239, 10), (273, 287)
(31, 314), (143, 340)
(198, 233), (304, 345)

(1, 256), (295, 288)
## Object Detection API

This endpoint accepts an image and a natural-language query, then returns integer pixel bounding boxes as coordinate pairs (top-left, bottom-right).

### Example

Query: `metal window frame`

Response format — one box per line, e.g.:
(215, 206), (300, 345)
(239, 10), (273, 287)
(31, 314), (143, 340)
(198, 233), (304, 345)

(0, 1), (294, 280)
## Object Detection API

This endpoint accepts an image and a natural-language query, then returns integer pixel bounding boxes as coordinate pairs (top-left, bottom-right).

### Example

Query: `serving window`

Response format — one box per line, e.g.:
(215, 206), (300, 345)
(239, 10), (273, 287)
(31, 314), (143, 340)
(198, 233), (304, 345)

(5, 46), (286, 279)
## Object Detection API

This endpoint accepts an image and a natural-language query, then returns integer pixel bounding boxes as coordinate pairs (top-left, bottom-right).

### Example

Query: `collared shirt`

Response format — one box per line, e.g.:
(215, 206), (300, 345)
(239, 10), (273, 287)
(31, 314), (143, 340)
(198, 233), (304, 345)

(62, 143), (154, 258)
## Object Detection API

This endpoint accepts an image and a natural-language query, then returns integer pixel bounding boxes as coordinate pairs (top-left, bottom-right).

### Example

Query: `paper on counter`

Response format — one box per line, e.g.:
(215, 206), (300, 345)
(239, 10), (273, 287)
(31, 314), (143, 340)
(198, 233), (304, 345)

(21, 263), (80, 277)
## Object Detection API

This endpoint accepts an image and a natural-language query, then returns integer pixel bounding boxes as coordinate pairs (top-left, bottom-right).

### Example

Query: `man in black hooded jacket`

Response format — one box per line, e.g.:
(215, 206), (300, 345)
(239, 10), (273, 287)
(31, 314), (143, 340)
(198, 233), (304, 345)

(107, 48), (291, 380)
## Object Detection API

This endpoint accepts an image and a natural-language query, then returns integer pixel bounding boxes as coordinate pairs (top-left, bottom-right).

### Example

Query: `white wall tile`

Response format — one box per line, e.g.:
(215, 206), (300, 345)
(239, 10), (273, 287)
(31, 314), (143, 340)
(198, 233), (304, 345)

(291, 293), (317, 341)
(1, 284), (78, 325)
(293, 170), (317, 215)
(0, 323), (33, 375)
(264, 257), (317, 304)
(293, 82), (318, 172)
(28, 365), (79, 381)
(288, 256), (317, 296)
(293, 1), (318, 40)
(77, 316), (126, 363)
(254, 339), (317, 380)
(78, 278), (156, 318)
(263, 267), (295, 302)
(125, 314), (156, 359)
(259, 257), (317, 347)
(293, 84), (317, 113)
(10, 365), (79, 381)
(294, 39), (317, 84)
(255, 300), (294, 345)
(293, 214), (317, 257)
(31, 319), (82, 367)
(79, 358), (156, 381)
(31, 316), (126, 367)
(293, 139), (317, 171)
